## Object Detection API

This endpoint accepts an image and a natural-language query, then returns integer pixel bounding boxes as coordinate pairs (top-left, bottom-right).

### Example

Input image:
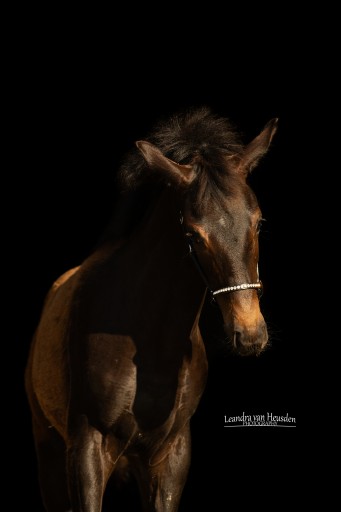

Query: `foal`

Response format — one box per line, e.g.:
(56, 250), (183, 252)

(26, 108), (277, 511)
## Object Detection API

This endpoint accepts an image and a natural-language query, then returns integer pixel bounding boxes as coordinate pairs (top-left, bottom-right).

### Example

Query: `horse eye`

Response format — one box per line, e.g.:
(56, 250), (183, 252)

(186, 231), (202, 244)
(256, 219), (265, 234)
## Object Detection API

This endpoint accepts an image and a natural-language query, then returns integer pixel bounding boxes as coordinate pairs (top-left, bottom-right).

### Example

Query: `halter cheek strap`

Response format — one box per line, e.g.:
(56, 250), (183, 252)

(187, 238), (214, 294)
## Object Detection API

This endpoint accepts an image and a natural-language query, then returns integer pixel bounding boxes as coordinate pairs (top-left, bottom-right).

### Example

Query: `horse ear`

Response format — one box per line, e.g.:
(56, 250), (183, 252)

(237, 118), (278, 174)
(136, 140), (196, 186)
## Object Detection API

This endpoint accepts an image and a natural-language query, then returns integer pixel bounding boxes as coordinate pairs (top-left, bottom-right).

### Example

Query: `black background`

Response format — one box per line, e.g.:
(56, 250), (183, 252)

(9, 17), (305, 510)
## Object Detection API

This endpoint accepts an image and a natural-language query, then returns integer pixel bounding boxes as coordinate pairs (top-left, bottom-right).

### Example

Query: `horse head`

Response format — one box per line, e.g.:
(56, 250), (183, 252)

(136, 117), (278, 356)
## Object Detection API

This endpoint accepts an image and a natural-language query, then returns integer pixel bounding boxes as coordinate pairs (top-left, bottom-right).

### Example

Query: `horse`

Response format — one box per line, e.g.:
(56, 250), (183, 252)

(25, 107), (277, 511)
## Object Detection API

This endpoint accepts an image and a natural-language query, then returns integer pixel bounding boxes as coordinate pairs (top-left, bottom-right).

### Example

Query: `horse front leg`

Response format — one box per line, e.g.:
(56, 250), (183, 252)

(67, 415), (113, 512)
(137, 425), (192, 512)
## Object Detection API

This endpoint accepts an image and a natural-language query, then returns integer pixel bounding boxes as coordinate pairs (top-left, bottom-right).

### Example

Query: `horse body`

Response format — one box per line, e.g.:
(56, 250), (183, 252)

(27, 187), (208, 511)
(26, 108), (277, 511)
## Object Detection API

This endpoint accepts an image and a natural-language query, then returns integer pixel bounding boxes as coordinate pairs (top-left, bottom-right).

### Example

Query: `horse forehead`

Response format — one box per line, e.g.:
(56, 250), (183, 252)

(185, 188), (259, 229)
(198, 199), (260, 237)
(204, 197), (254, 225)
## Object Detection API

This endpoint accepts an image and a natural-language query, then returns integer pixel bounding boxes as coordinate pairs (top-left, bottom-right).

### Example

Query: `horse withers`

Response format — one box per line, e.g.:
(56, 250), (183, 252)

(25, 108), (277, 511)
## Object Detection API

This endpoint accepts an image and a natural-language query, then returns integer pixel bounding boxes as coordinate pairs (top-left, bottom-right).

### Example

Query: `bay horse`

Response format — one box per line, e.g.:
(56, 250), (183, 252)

(25, 108), (277, 511)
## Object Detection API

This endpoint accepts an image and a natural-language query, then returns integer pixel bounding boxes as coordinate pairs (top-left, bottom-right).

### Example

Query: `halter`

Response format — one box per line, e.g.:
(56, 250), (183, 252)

(213, 282), (262, 297)
(180, 212), (263, 299)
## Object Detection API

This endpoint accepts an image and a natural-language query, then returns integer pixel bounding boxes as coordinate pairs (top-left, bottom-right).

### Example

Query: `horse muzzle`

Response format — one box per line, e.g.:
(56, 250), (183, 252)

(224, 317), (268, 356)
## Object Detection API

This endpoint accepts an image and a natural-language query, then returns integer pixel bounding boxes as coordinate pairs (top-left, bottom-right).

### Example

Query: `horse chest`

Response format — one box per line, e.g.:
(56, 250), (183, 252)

(83, 332), (205, 434)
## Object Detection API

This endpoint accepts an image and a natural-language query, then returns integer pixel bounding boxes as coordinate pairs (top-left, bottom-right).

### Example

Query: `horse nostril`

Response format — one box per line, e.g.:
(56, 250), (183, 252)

(233, 330), (242, 350)
(232, 324), (268, 351)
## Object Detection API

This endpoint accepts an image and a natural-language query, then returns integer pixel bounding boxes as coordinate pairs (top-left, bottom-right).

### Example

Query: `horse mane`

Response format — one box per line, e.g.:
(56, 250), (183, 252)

(98, 107), (244, 246)
(119, 106), (243, 191)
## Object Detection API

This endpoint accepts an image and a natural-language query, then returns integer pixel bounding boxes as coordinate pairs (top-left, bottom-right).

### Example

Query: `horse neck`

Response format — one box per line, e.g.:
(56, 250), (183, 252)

(138, 186), (180, 246)
(85, 187), (207, 341)
(132, 187), (206, 336)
